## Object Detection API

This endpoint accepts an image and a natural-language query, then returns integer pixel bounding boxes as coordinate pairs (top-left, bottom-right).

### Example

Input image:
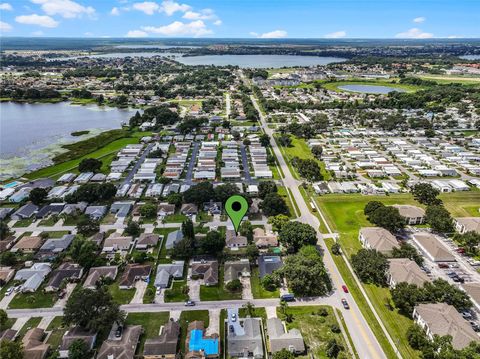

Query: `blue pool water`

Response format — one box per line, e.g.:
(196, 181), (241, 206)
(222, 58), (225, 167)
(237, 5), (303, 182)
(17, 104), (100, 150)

(189, 329), (219, 355)
(2, 181), (19, 189)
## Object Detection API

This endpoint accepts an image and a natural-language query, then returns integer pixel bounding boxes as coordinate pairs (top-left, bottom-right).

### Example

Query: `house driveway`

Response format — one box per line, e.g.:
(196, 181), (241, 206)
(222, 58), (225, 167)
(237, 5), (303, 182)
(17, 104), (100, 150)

(155, 288), (165, 304)
(130, 281), (148, 304)
(265, 307), (277, 319)
(241, 277), (253, 300)
(0, 291), (16, 310)
(188, 279), (201, 302)
(38, 316), (54, 330)
(11, 317), (29, 331)
(54, 283), (77, 308)
(206, 308), (220, 336)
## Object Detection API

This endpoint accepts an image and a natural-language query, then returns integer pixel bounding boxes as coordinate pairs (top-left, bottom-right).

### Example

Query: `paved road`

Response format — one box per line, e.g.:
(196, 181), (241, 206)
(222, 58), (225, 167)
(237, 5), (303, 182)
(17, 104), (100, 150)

(123, 143), (154, 185)
(185, 141), (200, 185)
(239, 144), (253, 184)
(251, 94), (390, 359)
(225, 92), (231, 119)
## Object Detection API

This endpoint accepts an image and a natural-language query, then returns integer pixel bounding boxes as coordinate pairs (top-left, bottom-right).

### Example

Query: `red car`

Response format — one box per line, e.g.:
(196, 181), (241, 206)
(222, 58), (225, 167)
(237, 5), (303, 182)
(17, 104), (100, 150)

(342, 285), (349, 293)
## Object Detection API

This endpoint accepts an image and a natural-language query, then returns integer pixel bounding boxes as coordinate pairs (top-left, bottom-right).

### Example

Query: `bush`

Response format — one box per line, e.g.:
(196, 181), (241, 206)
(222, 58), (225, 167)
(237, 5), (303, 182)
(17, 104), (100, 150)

(225, 279), (243, 292)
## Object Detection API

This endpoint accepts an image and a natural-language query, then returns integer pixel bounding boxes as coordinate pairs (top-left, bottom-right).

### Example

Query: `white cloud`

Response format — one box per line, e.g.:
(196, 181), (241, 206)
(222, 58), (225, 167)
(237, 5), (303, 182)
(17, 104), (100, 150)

(0, 21), (12, 32)
(32, 30), (44, 35)
(110, 7), (120, 15)
(132, 1), (159, 15)
(0, 3), (13, 11)
(160, 0), (191, 16)
(126, 29), (148, 37)
(142, 20), (212, 37)
(251, 29), (287, 38)
(15, 14), (59, 27)
(183, 8), (215, 20)
(395, 27), (433, 39)
(213, 19), (222, 26)
(324, 30), (346, 38)
(31, 0), (95, 19)
(413, 17), (426, 23)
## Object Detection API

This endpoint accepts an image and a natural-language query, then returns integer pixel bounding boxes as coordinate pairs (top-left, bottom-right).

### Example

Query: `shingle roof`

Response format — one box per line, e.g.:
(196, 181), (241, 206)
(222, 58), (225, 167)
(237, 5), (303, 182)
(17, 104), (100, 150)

(267, 318), (305, 354)
(388, 258), (430, 287)
(143, 320), (180, 356)
(413, 232), (456, 262)
(360, 227), (400, 254)
(97, 325), (143, 359)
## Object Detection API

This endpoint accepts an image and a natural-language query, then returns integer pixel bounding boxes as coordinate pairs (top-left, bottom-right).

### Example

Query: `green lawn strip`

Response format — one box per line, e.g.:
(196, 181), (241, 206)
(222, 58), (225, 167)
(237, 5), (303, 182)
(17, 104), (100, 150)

(163, 213), (188, 223)
(277, 305), (353, 359)
(153, 227), (178, 264)
(17, 317), (42, 338)
(298, 186), (329, 233)
(219, 309), (227, 356)
(46, 316), (67, 350)
(38, 216), (58, 227)
(200, 266), (242, 301)
(179, 310), (210, 353)
(238, 306), (267, 322)
(125, 312), (169, 354)
(250, 267), (279, 299)
(277, 185), (297, 219)
(164, 280), (189, 303)
(335, 309), (360, 359)
(267, 146), (284, 179)
(108, 281), (135, 305)
(42, 230), (70, 238)
(9, 290), (56, 309)
(13, 218), (34, 228)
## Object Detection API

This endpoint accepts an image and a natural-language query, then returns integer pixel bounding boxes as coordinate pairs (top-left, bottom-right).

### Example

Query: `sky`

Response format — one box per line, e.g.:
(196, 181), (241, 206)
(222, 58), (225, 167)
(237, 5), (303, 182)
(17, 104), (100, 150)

(0, 0), (479, 39)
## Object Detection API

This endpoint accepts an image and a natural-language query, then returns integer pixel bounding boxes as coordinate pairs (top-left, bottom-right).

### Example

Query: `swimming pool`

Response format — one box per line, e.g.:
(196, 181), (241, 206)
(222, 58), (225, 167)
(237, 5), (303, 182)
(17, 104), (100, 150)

(2, 181), (21, 189)
(189, 329), (219, 355)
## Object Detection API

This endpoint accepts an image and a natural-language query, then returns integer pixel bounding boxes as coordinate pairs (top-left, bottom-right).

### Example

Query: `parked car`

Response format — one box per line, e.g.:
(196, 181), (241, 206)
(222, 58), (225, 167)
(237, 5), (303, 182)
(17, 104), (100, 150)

(185, 300), (195, 306)
(438, 263), (449, 268)
(231, 313), (237, 322)
(5, 287), (13, 296)
(342, 285), (349, 293)
(115, 326), (123, 338)
(341, 298), (350, 310)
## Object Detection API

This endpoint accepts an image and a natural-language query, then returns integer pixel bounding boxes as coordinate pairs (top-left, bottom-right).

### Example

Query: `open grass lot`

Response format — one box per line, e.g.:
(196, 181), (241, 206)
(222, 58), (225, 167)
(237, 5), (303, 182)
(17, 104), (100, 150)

(418, 75), (480, 85)
(278, 306), (354, 359)
(17, 317), (42, 338)
(108, 282), (135, 305)
(440, 191), (480, 217)
(46, 316), (67, 350)
(200, 267), (242, 301)
(163, 213), (188, 223)
(320, 79), (422, 93)
(9, 290), (56, 309)
(126, 312), (169, 353)
(277, 185), (298, 219)
(164, 280), (189, 303)
(250, 267), (279, 299)
(179, 310), (210, 353)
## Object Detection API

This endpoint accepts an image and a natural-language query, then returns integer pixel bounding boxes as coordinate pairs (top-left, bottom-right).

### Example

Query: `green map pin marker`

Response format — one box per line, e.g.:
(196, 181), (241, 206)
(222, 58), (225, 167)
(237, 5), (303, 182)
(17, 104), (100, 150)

(225, 195), (249, 234)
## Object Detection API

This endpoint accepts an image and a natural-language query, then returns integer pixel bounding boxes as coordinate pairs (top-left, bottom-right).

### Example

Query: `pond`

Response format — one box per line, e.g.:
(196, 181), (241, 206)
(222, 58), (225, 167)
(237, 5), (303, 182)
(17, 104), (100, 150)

(0, 102), (137, 180)
(338, 84), (406, 94)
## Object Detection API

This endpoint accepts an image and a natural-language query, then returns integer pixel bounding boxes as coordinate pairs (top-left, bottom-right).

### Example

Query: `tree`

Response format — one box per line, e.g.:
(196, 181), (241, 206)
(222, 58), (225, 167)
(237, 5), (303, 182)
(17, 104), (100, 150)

(258, 181), (277, 199)
(242, 302), (256, 317)
(124, 220), (141, 237)
(278, 221), (317, 253)
(391, 282), (424, 316)
(326, 338), (343, 358)
(0, 251), (16, 267)
(391, 243), (424, 266)
(147, 148), (163, 158)
(132, 251), (149, 264)
(407, 324), (430, 350)
(0, 309), (8, 330)
(182, 218), (195, 240)
(78, 158), (102, 173)
(351, 249), (388, 285)
(261, 274), (280, 291)
(76, 216), (100, 237)
(200, 230), (225, 255)
(171, 237), (194, 259)
(291, 157), (323, 182)
(272, 349), (295, 359)
(63, 286), (125, 333)
(424, 279), (472, 311)
(68, 339), (90, 359)
(279, 246), (332, 297)
(183, 182), (215, 206)
(411, 183), (441, 205)
(225, 279), (242, 292)
(454, 231), (480, 256)
(166, 193), (183, 207)
(69, 237), (102, 270)
(65, 183), (116, 203)
(239, 220), (253, 243)
(214, 183), (240, 204)
(364, 201), (385, 218)
(0, 221), (11, 241)
(267, 214), (289, 232)
(139, 204), (157, 219)
(425, 205), (454, 233)
(368, 206), (405, 232)
(259, 133), (270, 147)
(331, 242), (341, 255)
(278, 134), (292, 147)
(0, 340), (23, 359)
(311, 145), (323, 159)
(29, 187), (48, 205)
(245, 244), (259, 262)
(260, 193), (289, 217)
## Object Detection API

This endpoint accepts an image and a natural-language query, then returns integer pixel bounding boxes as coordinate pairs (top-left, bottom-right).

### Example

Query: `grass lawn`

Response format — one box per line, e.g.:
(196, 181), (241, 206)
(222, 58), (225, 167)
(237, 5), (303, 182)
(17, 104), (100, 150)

(164, 280), (189, 303)
(277, 185), (297, 219)
(440, 191), (480, 217)
(250, 267), (279, 299)
(418, 74), (480, 85)
(9, 290), (56, 309)
(320, 79), (422, 93)
(238, 306), (267, 322)
(46, 316), (67, 350)
(200, 266), (242, 301)
(42, 230), (70, 238)
(13, 218), (34, 227)
(179, 310), (210, 353)
(163, 213), (188, 223)
(278, 306), (353, 359)
(154, 227), (178, 263)
(17, 317), (42, 338)
(108, 282), (135, 305)
(126, 312), (169, 353)
(38, 216), (58, 227)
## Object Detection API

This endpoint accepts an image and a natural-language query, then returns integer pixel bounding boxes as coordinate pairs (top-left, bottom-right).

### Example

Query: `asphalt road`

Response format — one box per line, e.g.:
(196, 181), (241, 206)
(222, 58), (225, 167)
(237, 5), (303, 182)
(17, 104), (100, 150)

(123, 143), (154, 185)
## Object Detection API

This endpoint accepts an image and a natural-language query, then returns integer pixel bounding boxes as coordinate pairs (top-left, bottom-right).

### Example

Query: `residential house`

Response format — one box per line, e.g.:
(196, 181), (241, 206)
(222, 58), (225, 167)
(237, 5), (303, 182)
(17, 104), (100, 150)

(387, 258), (430, 288)
(36, 234), (74, 260)
(110, 201), (134, 218)
(85, 205), (107, 220)
(412, 232), (456, 262)
(46, 263), (83, 292)
(258, 256), (283, 279)
(22, 328), (50, 359)
(228, 318), (263, 359)
(11, 235), (43, 253)
(35, 203), (65, 219)
(61, 202), (87, 216)
(11, 203), (38, 220)
(0, 266), (15, 285)
(136, 233), (160, 250)
(83, 266), (118, 289)
(226, 230), (248, 249)
(0, 207), (14, 220)
(158, 203), (176, 217)
(88, 232), (105, 247)
(413, 303), (479, 350)
(191, 260), (218, 286)
(102, 236), (133, 255)
(224, 260), (251, 283)
(358, 227), (400, 255)
(185, 321), (220, 359)
(455, 217), (480, 234)
(166, 230), (184, 250)
(154, 261), (185, 288)
(14, 262), (52, 292)
(119, 264), (151, 289)
(143, 320), (180, 359)
(267, 318), (305, 354)
(461, 282), (480, 311)
(97, 325), (143, 359)
(58, 326), (97, 359)
(392, 205), (425, 225)
(204, 201), (222, 215)
(181, 203), (199, 216)
(253, 228), (278, 248)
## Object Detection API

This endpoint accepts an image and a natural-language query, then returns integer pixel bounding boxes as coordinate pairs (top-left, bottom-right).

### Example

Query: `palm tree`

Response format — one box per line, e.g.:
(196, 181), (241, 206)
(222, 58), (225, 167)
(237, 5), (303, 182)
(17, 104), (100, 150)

(243, 302), (255, 317)
(280, 300), (288, 315)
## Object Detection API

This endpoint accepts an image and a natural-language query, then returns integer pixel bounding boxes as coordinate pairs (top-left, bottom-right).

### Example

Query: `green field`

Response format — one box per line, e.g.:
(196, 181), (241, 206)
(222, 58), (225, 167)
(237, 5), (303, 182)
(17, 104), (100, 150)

(46, 316), (67, 350)
(320, 79), (422, 93)
(9, 290), (56, 309)
(200, 266), (242, 301)
(108, 282), (135, 305)
(164, 280), (189, 302)
(418, 75), (480, 85)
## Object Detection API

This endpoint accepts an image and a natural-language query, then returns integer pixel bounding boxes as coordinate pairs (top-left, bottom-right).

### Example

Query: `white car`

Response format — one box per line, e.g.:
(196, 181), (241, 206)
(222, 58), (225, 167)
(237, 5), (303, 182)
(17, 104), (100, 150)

(5, 287), (14, 296)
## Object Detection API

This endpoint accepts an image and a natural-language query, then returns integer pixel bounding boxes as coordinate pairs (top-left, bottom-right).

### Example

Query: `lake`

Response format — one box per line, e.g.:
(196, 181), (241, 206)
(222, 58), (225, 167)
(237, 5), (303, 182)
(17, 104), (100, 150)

(460, 55), (480, 60)
(0, 102), (136, 179)
(338, 84), (406, 94)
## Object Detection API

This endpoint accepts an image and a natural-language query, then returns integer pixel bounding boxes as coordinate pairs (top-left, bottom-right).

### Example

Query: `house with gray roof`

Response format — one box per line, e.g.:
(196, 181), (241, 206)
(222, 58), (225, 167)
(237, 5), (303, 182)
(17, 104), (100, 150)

(154, 261), (185, 288)
(143, 320), (180, 359)
(267, 318), (305, 354)
(11, 203), (38, 220)
(59, 326), (97, 359)
(61, 202), (87, 216)
(166, 229), (184, 249)
(359, 227), (400, 255)
(228, 318), (263, 359)
(83, 266), (118, 289)
(191, 260), (218, 286)
(97, 325), (143, 359)
(46, 263), (83, 292)
(14, 262), (52, 292)
(36, 234), (75, 260)
(224, 260), (251, 283)
(110, 201), (134, 218)
(85, 205), (107, 220)
(412, 232), (456, 262)
(258, 256), (283, 278)
(136, 233), (159, 250)
(35, 203), (65, 219)
(0, 207), (14, 220)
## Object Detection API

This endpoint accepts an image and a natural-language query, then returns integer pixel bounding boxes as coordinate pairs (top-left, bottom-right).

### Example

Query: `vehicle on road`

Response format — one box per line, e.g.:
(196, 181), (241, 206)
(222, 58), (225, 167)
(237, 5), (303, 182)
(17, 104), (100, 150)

(280, 293), (295, 302)
(342, 285), (349, 293)
(341, 298), (350, 310)
(185, 300), (196, 306)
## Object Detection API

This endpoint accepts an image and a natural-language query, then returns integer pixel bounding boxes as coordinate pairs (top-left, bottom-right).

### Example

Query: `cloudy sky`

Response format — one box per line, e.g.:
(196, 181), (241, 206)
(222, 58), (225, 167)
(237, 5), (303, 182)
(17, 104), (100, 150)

(0, 0), (479, 38)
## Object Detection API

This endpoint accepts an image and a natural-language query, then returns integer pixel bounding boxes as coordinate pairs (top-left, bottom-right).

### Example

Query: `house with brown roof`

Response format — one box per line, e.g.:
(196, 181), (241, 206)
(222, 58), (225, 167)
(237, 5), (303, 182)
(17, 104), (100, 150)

(45, 263), (83, 292)
(136, 233), (159, 250)
(97, 325), (143, 359)
(0, 328), (17, 342)
(387, 258), (430, 288)
(83, 266), (118, 289)
(190, 260), (218, 286)
(253, 228), (278, 248)
(158, 203), (176, 217)
(11, 235), (43, 253)
(58, 326), (97, 359)
(412, 232), (456, 262)
(0, 235), (15, 253)
(22, 328), (50, 359)
(455, 217), (480, 234)
(119, 264), (151, 289)
(461, 282), (480, 311)
(0, 266), (15, 285)
(143, 320), (180, 359)
(413, 303), (479, 350)
(226, 230), (248, 249)
(181, 203), (198, 216)
(359, 227), (400, 255)
(392, 205), (425, 225)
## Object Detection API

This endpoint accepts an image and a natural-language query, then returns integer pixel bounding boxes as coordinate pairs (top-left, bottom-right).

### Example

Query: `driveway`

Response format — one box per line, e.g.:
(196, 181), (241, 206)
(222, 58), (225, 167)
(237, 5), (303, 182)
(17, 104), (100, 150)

(0, 290), (16, 310)
(37, 316), (54, 330)
(265, 306), (277, 319)
(54, 283), (77, 308)
(206, 308), (221, 336)
(189, 279), (201, 302)
(241, 277), (253, 300)
(130, 281), (148, 304)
